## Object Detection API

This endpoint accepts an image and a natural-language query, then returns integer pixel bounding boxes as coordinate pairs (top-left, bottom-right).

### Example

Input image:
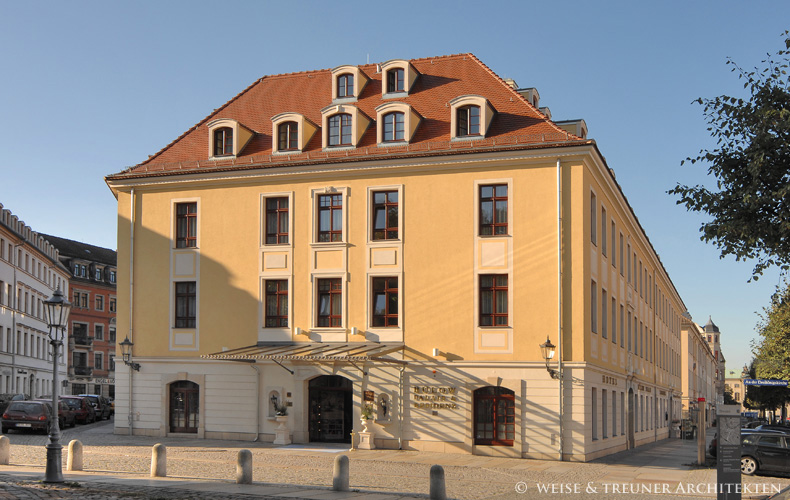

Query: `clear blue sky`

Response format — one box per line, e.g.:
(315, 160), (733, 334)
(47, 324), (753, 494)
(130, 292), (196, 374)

(1, 1), (787, 374)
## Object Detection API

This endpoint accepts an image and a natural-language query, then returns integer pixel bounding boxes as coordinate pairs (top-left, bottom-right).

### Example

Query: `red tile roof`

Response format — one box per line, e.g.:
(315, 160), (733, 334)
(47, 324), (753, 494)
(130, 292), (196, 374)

(108, 54), (588, 180)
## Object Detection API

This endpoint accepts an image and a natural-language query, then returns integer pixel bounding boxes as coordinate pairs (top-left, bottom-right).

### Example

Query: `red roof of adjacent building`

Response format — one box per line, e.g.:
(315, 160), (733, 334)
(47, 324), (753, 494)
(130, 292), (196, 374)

(108, 53), (588, 180)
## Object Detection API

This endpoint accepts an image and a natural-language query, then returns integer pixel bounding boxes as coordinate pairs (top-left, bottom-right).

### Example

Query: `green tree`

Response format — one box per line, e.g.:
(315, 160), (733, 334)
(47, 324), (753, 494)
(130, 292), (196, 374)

(752, 281), (790, 380)
(723, 384), (737, 405)
(669, 31), (790, 280)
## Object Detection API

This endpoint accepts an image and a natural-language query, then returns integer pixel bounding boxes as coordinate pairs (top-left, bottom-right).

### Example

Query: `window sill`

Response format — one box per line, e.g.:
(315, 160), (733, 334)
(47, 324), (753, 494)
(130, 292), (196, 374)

(451, 135), (485, 142)
(272, 149), (302, 156)
(310, 241), (348, 248)
(382, 91), (408, 100)
(323, 145), (355, 152)
(332, 96), (358, 105)
(210, 154), (237, 161)
(367, 238), (401, 246)
(377, 141), (409, 147)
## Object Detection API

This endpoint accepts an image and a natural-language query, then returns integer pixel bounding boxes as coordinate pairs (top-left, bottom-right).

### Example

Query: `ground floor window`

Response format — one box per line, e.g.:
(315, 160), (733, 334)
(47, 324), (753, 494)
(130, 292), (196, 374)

(474, 386), (515, 446)
(170, 380), (199, 433)
(71, 383), (86, 395)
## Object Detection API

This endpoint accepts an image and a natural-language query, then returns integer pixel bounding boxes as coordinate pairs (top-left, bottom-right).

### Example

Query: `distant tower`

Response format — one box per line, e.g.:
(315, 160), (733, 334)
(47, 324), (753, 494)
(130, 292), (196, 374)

(703, 317), (725, 396)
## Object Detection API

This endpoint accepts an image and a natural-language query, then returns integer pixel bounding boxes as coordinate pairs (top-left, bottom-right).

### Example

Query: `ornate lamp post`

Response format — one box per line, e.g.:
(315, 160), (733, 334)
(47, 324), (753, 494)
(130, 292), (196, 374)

(540, 336), (559, 379)
(43, 288), (71, 483)
(119, 336), (140, 371)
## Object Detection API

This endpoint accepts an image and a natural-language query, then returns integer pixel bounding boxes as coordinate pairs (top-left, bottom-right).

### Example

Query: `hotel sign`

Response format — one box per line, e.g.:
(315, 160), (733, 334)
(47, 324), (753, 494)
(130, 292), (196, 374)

(412, 386), (459, 409)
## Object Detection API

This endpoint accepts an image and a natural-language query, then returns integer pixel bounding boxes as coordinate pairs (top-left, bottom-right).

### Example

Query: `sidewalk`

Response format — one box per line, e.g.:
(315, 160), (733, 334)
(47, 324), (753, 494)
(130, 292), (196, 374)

(0, 425), (787, 499)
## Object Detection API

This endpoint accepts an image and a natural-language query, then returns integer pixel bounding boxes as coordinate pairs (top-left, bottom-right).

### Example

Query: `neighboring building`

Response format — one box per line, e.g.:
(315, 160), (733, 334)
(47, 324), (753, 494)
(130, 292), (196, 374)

(0, 203), (71, 397)
(703, 317), (727, 399)
(724, 369), (747, 414)
(106, 54), (689, 461)
(680, 316), (717, 425)
(41, 235), (117, 399)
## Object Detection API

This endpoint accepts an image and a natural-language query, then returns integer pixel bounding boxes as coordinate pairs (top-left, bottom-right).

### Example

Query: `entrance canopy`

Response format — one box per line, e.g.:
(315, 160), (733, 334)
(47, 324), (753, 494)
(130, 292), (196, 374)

(203, 343), (406, 373)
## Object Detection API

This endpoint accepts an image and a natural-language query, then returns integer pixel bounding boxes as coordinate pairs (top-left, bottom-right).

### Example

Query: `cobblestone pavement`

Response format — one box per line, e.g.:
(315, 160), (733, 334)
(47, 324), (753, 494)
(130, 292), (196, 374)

(0, 421), (788, 499)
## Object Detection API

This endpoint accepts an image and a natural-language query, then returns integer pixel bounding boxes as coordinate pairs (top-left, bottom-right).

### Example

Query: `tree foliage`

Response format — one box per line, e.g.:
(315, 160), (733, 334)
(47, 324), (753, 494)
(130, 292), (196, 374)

(669, 31), (790, 280)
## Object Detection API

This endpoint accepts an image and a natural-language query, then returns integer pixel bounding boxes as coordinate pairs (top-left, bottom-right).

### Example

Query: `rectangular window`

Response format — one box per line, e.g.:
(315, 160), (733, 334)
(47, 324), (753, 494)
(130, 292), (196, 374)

(612, 391), (617, 437)
(94, 352), (103, 370)
(80, 293), (88, 309)
(94, 324), (104, 341)
(590, 192), (597, 245)
(95, 268), (102, 281)
(372, 191), (399, 240)
(611, 297), (617, 344)
(265, 197), (290, 244)
(480, 275), (508, 326)
(95, 295), (104, 311)
(371, 277), (398, 327)
(627, 244), (631, 283)
(601, 207), (607, 256)
(317, 278), (342, 327)
(620, 392), (625, 435)
(592, 387), (598, 441)
(619, 233), (624, 275)
(109, 327), (116, 343)
(479, 185), (508, 236)
(109, 355), (115, 372)
(175, 282), (196, 328)
(109, 298), (116, 313)
(627, 311), (632, 352)
(265, 280), (289, 327)
(318, 194), (343, 242)
(591, 280), (597, 334)
(176, 202), (198, 248)
(602, 389), (608, 439)
(601, 289), (608, 339)
(109, 270), (116, 283)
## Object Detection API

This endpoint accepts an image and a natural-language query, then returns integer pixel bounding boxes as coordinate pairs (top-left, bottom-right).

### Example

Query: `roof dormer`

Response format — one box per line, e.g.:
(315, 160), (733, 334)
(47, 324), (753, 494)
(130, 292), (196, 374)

(331, 65), (370, 101)
(320, 104), (371, 149)
(449, 95), (495, 140)
(374, 102), (421, 144)
(379, 59), (420, 98)
(271, 112), (318, 154)
(207, 119), (254, 158)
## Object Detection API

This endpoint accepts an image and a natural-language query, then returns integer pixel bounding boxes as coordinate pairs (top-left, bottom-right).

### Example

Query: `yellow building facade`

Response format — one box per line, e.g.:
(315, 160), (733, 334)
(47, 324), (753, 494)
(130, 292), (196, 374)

(106, 54), (687, 461)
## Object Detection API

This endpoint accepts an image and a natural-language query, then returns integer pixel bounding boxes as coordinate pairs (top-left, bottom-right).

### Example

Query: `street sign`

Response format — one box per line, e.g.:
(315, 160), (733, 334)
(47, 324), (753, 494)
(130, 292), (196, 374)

(698, 397), (706, 402)
(743, 379), (788, 387)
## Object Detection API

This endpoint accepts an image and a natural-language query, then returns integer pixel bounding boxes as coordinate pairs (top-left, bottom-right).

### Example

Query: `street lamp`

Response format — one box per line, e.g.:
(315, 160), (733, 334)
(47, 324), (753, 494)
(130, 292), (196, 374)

(540, 336), (559, 379)
(43, 288), (71, 483)
(119, 336), (141, 371)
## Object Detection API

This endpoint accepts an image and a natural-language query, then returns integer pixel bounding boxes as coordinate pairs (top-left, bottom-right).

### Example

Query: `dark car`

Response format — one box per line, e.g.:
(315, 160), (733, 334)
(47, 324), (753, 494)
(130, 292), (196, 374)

(78, 394), (111, 420)
(0, 394), (29, 415)
(742, 432), (790, 476)
(34, 399), (76, 429)
(1, 400), (54, 434)
(755, 424), (790, 433)
(709, 429), (784, 457)
(61, 396), (96, 424)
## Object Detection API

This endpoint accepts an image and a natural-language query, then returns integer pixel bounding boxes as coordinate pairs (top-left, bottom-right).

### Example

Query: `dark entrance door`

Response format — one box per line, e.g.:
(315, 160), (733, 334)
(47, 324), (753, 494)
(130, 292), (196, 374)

(309, 375), (352, 443)
(170, 381), (199, 433)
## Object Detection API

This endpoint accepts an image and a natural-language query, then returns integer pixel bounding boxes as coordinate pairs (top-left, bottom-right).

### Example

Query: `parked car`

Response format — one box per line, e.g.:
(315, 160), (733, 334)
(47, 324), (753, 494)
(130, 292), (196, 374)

(743, 420), (768, 429)
(742, 432), (790, 476)
(78, 394), (111, 420)
(60, 396), (96, 424)
(755, 424), (790, 433)
(0, 394), (28, 415)
(709, 429), (784, 457)
(34, 399), (76, 429)
(1, 400), (54, 434)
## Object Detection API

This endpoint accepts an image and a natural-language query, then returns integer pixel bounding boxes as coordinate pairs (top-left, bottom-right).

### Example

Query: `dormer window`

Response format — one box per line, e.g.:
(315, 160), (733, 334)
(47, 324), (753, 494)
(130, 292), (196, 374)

(374, 102), (421, 145)
(213, 127), (233, 156)
(331, 65), (369, 101)
(383, 112), (404, 142)
(278, 122), (298, 151)
(387, 68), (404, 93)
(337, 74), (354, 98)
(320, 104), (370, 149)
(380, 60), (419, 98)
(449, 95), (495, 140)
(328, 114), (353, 146)
(207, 119), (254, 158)
(271, 112), (318, 154)
(457, 106), (480, 136)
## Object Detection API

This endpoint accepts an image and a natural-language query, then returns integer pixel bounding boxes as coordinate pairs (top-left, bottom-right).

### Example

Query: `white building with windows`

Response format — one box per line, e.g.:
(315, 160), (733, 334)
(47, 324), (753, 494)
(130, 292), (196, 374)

(0, 202), (71, 398)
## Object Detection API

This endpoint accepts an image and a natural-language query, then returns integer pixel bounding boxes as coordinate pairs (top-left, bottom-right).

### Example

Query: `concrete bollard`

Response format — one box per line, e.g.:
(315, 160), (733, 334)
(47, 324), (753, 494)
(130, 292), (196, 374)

(236, 449), (252, 484)
(67, 440), (83, 471)
(0, 436), (9, 465)
(332, 454), (349, 492)
(151, 443), (167, 477)
(430, 464), (446, 500)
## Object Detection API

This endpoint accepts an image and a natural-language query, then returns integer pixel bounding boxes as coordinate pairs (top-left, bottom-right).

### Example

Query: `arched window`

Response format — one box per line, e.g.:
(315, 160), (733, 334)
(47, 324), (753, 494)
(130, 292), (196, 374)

(213, 127), (233, 156)
(337, 74), (354, 98)
(387, 68), (405, 93)
(328, 114), (353, 146)
(382, 112), (405, 142)
(170, 380), (199, 433)
(457, 105), (481, 136)
(474, 386), (515, 446)
(278, 121), (299, 151)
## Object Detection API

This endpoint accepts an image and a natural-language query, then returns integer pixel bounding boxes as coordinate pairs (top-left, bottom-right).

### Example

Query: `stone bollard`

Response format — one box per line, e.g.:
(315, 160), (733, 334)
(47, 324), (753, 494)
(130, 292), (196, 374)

(151, 443), (166, 477)
(236, 449), (252, 484)
(67, 440), (83, 471)
(0, 436), (9, 465)
(332, 454), (349, 492)
(430, 464), (446, 500)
